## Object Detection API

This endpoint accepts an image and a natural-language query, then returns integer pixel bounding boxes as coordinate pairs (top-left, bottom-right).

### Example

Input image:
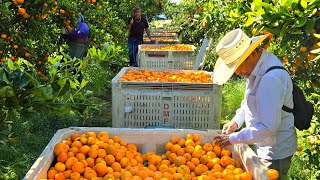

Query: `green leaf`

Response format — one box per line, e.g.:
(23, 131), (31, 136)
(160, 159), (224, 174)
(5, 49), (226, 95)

(80, 79), (88, 88)
(58, 79), (66, 88)
(32, 86), (53, 101)
(7, 59), (14, 70)
(300, 0), (308, 9)
(0, 68), (9, 84)
(295, 17), (307, 27)
(0, 86), (14, 98)
(305, 17), (316, 35)
(245, 17), (256, 27)
(69, 79), (77, 89)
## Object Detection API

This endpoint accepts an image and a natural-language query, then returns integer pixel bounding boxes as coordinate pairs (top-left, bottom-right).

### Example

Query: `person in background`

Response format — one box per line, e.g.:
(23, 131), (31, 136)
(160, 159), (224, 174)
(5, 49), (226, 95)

(127, 7), (152, 67)
(61, 13), (89, 82)
(213, 29), (297, 180)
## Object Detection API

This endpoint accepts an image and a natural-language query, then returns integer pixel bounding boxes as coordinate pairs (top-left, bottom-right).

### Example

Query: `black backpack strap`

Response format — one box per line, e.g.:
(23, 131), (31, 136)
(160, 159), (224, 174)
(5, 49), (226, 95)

(265, 66), (287, 74)
(265, 66), (293, 113)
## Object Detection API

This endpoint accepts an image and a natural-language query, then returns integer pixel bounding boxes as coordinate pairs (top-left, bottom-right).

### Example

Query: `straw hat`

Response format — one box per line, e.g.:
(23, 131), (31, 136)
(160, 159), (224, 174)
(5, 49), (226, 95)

(213, 29), (269, 85)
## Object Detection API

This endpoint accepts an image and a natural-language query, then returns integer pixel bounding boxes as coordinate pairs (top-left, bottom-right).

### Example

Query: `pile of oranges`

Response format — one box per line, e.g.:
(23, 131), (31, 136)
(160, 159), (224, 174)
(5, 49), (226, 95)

(118, 69), (213, 83)
(141, 45), (193, 51)
(48, 131), (256, 180)
(143, 38), (178, 43)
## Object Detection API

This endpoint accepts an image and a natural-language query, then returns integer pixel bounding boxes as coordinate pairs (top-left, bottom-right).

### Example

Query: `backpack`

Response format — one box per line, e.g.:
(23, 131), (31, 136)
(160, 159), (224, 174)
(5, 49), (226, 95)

(265, 66), (314, 130)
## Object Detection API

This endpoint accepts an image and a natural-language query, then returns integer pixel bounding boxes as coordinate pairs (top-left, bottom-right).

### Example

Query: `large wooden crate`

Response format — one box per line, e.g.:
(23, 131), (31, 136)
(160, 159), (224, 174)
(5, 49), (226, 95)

(138, 44), (196, 70)
(112, 67), (222, 129)
(24, 127), (269, 180)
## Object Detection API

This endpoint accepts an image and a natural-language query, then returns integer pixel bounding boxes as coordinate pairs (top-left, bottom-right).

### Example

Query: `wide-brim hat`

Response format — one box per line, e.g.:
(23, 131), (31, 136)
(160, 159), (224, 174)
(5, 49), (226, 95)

(213, 29), (269, 85)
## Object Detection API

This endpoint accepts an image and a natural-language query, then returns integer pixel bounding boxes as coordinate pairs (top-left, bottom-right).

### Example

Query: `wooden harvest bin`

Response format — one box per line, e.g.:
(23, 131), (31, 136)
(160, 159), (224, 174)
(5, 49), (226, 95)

(24, 127), (269, 180)
(112, 67), (222, 129)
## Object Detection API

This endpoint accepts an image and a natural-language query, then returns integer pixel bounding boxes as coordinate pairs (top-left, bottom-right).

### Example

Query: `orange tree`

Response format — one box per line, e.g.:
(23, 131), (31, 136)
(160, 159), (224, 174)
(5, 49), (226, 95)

(240, 1), (319, 178)
(0, 0), (167, 143)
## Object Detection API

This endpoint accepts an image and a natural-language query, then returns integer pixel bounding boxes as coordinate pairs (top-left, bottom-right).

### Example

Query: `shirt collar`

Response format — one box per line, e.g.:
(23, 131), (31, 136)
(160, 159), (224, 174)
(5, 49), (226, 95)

(250, 49), (267, 77)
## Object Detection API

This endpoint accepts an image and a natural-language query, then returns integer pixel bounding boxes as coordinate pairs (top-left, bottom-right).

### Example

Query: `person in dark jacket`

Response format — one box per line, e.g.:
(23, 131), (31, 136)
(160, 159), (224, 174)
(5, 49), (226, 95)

(127, 7), (152, 67)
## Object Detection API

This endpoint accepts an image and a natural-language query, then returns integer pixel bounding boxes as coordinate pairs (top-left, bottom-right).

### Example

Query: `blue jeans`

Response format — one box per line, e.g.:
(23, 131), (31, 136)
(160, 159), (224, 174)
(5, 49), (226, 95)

(128, 37), (142, 67)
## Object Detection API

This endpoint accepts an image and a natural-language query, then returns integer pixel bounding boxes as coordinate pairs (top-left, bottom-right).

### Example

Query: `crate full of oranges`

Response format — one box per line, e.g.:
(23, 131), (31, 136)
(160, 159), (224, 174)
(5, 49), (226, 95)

(112, 67), (222, 129)
(24, 127), (274, 180)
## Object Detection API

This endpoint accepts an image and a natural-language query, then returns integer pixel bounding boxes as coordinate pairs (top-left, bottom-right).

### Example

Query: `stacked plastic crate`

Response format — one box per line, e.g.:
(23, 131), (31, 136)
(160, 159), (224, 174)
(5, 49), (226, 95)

(112, 29), (222, 129)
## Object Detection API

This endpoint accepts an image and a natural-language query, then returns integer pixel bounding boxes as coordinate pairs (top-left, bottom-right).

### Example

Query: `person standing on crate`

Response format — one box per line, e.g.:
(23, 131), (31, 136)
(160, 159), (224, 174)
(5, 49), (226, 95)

(127, 6), (152, 67)
(212, 29), (297, 179)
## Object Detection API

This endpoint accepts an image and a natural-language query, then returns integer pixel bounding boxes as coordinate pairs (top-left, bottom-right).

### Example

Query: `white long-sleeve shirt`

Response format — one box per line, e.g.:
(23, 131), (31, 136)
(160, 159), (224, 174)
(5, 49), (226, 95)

(229, 50), (297, 160)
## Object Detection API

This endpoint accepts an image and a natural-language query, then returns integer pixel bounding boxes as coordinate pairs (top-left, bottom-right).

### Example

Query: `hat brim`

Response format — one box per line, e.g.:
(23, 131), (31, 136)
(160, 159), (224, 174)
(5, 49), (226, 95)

(213, 34), (269, 85)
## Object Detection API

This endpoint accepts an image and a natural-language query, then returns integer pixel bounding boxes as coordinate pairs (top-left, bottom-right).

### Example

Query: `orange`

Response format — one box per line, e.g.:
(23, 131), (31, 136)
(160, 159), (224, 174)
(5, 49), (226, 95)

(47, 169), (58, 179)
(186, 134), (193, 140)
(86, 157), (95, 168)
(266, 169), (279, 180)
(71, 133), (80, 141)
(57, 152), (68, 163)
(113, 135), (120, 143)
(234, 168), (243, 174)
(18, 8), (26, 16)
(220, 156), (232, 167)
(71, 141), (82, 149)
(185, 139), (195, 147)
(191, 158), (200, 166)
(54, 162), (66, 172)
(97, 149), (107, 158)
(185, 146), (195, 154)
(83, 169), (97, 179)
(62, 170), (72, 179)
(174, 156), (186, 166)
(1, 34), (6, 39)
(65, 157), (78, 170)
(79, 145), (90, 155)
(105, 154), (116, 165)
(194, 164), (208, 176)
(120, 157), (129, 167)
(54, 142), (69, 156)
(70, 172), (81, 180)
(200, 155), (209, 164)
(104, 174), (115, 180)
(72, 161), (84, 174)
(165, 142), (174, 151)
(206, 151), (216, 159)
(158, 164), (169, 173)
(106, 145), (117, 156)
(240, 172), (253, 180)
(171, 136), (179, 144)
(88, 148), (98, 158)
(178, 139), (186, 147)
(93, 162), (108, 177)
(177, 165), (190, 175)
(177, 148), (185, 156)
(213, 146), (221, 156)
(111, 162), (122, 172)
(171, 144), (181, 153)
(183, 153), (192, 162)
(76, 153), (86, 161)
(193, 134), (200, 141)
(221, 148), (231, 156)
(203, 143), (213, 152)
(168, 153), (177, 164)
(186, 161), (195, 171)
(54, 172), (65, 180)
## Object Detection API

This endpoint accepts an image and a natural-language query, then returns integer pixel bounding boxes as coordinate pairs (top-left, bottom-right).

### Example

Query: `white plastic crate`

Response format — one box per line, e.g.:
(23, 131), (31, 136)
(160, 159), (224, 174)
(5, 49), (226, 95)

(112, 67), (222, 129)
(138, 44), (196, 70)
(24, 127), (269, 180)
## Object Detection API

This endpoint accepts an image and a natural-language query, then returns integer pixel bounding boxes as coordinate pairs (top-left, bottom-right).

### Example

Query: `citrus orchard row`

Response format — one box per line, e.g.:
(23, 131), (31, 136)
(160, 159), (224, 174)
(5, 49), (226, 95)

(49, 131), (275, 180)
(118, 69), (213, 83)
